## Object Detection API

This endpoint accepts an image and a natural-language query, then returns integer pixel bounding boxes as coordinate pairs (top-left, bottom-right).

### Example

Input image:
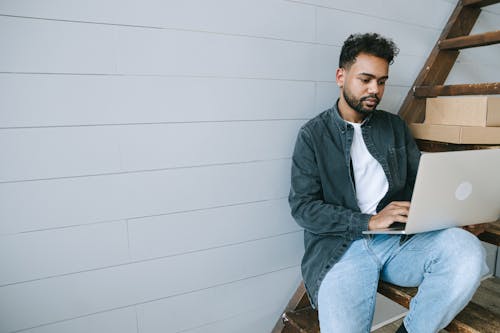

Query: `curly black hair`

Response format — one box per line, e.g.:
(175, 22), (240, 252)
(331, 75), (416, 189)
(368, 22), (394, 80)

(339, 33), (399, 69)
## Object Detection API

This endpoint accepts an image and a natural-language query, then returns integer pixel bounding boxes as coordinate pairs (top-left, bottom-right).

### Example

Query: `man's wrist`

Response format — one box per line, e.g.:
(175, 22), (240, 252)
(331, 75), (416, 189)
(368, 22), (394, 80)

(368, 215), (377, 230)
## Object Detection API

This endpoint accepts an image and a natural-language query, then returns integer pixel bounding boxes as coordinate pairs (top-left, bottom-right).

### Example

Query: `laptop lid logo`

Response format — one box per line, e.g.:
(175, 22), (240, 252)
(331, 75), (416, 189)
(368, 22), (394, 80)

(455, 181), (472, 201)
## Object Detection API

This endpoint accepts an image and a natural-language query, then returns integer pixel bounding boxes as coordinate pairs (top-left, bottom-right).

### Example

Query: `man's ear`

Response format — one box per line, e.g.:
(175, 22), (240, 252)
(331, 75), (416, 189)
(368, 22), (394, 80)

(336, 68), (345, 88)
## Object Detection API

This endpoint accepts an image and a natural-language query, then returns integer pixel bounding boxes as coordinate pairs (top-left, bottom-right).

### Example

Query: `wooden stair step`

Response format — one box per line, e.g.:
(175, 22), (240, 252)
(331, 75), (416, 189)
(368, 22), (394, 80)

(439, 30), (500, 50)
(283, 307), (319, 333)
(377, 277), (500, 333)
(462, 0), (500, 8)
(470, 277), (500, 314)
(414, 82), (500, 97)
(478, 220), (500, 246)
(282, 277), (500, 333)
(281, 323), (303, 333)
(415, 139), (500, 152)
(377, 282), (416, 309)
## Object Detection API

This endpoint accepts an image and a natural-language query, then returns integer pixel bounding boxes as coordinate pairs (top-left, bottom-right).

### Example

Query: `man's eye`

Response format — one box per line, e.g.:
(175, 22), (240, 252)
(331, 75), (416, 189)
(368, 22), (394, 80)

(361, 79), (370, 83)
(379, 81), (386, 86)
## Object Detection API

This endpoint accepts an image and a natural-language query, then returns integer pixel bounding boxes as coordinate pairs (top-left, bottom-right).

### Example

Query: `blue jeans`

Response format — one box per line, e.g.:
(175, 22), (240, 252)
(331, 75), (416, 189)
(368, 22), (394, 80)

(317, 228), (488, 333)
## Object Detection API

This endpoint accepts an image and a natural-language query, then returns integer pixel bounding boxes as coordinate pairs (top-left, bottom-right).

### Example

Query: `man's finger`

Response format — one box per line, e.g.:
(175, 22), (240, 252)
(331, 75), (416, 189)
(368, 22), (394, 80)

(387, 207), (409, 216)
(390, 201), (411, 208)
(391, 215), (408, 223)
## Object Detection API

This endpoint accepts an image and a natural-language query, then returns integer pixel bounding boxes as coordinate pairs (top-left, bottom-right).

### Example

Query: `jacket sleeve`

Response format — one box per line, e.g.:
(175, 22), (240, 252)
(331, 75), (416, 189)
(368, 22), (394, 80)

(288, 127), (371, 240)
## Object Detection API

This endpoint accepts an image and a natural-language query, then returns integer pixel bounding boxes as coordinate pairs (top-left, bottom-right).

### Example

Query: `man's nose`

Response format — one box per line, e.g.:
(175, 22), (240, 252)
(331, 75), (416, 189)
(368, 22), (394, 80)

(367, 81), (379, 95)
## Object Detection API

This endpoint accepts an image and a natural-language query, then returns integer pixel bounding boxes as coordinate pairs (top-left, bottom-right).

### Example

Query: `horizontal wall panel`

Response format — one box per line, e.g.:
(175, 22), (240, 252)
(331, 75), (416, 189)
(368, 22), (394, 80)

(0, 174), (127, 235)
(0, 120), (302, 182)
(114, 26), (316, 80)
(128, 199), (301, 261)
(20, 308), (137, 333)
(0, 159), (291, 234)
(291, 0), (453, 29)
(0, 74), (116, 127)
(0, 127), (122, 182)
(0, 221), (129, 286)
(0, 16), (317, 79)
(315, 82), (339, 112)
(455, 44), (500, 67)
(137, 265), (301, 333)
(0, 233), (303, 332)
(470, 10), (500, 34)
(445, 62), (500, 85)
(313, 44), (340, 82)
(0, 0), (316, 42)
(484, 3), (500, 15)
(120, 159), (290, 223)
(184, 308), (281, 333)
(183, 308), (281, 333)
(316, 7), (440, 58)
(0, 16), (116, 73)
(0, 74), (315, 127)
(118, 120), (302, 172)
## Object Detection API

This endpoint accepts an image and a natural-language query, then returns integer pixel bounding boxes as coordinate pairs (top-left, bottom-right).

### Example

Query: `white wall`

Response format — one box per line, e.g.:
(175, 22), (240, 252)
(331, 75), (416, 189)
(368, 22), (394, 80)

(0, 1), (498, 333)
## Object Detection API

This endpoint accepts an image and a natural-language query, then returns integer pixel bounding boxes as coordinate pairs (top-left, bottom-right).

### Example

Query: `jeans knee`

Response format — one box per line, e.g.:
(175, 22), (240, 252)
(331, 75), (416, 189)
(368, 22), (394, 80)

(437, 228), (487, 284)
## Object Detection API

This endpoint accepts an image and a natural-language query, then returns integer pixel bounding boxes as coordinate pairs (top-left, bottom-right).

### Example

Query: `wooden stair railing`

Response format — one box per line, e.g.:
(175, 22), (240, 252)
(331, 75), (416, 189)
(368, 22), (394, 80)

(399, 0), (500, 124)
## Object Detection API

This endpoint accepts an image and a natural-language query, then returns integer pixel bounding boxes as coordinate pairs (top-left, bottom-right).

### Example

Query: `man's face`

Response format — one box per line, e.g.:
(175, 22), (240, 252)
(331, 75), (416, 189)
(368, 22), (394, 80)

(336, 53), (389, 115)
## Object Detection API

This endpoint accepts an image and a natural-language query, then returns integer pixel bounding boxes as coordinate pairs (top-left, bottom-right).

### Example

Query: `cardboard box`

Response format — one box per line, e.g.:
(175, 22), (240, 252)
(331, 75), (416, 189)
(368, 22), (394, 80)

(425, 96), (500, 127)
(410, 123), (500, 144)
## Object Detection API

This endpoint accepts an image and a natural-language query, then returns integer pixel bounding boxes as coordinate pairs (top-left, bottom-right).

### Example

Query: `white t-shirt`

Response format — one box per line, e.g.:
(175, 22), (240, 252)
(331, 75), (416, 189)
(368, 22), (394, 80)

(347, 122), (388, 214)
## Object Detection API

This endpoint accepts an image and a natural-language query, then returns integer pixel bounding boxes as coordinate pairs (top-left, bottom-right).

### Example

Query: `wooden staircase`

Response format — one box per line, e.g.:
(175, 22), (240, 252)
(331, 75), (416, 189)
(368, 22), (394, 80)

(273, 0), (500, 332)
(399, 0), (500, 124)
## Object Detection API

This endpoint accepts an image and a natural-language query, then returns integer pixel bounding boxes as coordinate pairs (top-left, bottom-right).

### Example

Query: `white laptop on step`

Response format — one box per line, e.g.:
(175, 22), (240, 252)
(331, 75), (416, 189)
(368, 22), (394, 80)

(363, 148), (500, 235)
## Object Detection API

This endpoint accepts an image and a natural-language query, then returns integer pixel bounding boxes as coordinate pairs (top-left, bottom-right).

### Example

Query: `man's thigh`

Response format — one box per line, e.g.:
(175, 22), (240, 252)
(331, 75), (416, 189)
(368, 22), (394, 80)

(379, 227), (484, 287)
(317, 238), (380, 333)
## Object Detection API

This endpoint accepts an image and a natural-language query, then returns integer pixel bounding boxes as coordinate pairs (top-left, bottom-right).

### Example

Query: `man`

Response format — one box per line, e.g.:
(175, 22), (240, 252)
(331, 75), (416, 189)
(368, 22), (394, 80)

(289, 33), (487, 333)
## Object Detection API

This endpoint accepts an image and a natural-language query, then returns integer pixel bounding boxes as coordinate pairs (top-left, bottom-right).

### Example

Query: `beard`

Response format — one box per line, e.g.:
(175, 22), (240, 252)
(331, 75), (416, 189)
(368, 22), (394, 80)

(343, 89), (380, 115)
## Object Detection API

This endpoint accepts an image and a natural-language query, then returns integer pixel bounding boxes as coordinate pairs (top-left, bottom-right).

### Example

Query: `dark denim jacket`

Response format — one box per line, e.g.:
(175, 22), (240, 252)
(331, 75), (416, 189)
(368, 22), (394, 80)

(289, 102), (421, 308)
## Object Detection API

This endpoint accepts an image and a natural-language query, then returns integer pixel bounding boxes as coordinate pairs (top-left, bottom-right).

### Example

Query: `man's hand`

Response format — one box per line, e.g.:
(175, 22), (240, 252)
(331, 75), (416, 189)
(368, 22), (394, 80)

(368, 201), (410, 230)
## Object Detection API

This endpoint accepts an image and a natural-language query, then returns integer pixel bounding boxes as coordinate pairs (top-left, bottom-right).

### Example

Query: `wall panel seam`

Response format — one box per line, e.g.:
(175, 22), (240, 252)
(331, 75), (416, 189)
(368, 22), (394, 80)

(0, 230), (303, 288)
(0, 13), (318, 45)
(0, 157), (292, 184)
(0, 71), (326, 82)
(0, 118), (310, 130)
(6, 264), (301, 333)
(284, 0), (447, 31)
(0, 197), (289, 236)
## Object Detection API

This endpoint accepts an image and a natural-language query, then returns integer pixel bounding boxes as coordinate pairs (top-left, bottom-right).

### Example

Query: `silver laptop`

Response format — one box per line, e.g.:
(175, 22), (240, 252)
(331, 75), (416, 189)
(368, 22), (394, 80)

(363, 149), (500, 235)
